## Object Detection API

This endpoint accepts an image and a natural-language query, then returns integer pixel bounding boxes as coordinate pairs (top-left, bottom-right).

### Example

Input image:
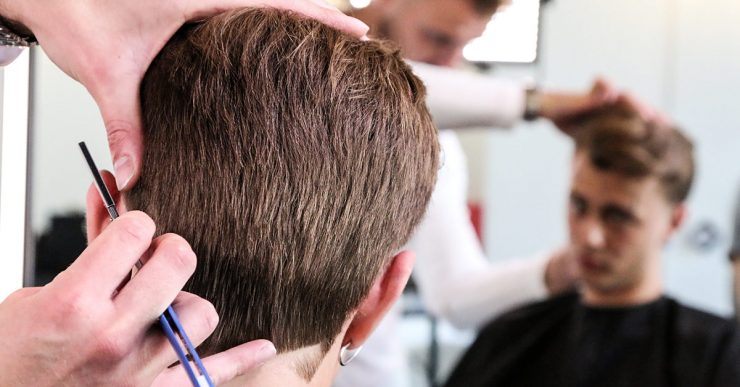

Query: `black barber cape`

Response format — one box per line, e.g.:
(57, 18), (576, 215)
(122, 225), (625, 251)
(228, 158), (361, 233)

(444, 292), (740, 387)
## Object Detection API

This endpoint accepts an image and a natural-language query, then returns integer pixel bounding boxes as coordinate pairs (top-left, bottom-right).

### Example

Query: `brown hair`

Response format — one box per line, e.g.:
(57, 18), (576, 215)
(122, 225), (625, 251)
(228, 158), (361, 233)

(471, 0), (504, 15)
(573, 106), (694, 204)
(128, 7), (438, 379)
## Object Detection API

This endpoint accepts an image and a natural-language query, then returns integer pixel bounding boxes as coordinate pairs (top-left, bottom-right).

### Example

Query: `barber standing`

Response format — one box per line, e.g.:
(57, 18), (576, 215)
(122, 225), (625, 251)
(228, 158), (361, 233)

(334, 1), (631, 386)
(0, 0), (368, 385)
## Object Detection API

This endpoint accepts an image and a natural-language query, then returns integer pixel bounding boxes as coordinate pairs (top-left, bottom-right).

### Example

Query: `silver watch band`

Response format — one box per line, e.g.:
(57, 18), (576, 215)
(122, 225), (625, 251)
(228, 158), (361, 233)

(0, 18), (36, 47)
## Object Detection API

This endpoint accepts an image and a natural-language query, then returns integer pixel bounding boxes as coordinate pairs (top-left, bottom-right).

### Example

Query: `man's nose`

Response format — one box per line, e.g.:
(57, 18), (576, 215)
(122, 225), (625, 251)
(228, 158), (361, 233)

(432, 48), (464, 68)
(584, 220), (607, 248)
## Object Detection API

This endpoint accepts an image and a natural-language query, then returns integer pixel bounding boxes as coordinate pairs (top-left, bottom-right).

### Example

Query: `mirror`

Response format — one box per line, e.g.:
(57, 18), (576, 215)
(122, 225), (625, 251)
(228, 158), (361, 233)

(22, 1), (740, 385)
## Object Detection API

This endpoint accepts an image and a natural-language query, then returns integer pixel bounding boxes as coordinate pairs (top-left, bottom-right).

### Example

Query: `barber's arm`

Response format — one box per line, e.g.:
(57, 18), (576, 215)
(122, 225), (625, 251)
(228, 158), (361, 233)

(409, 60), (617, 131)
(408, 133), (577, 328)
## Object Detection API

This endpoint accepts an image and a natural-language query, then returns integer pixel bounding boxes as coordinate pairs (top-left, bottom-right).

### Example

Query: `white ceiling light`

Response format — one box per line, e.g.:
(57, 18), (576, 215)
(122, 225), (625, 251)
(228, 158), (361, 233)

(463, 0), (541, 63)
(349, 0), (372, 9)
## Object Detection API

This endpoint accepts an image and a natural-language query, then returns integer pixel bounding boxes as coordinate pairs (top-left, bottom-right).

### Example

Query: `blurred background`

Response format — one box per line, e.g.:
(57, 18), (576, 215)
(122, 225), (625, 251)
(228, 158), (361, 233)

(1, 0), (739, 385)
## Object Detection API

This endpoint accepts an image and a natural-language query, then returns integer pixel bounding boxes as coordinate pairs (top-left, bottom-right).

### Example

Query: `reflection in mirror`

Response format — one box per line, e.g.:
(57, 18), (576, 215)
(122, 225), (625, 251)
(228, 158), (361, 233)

(24, 1), (740, 386)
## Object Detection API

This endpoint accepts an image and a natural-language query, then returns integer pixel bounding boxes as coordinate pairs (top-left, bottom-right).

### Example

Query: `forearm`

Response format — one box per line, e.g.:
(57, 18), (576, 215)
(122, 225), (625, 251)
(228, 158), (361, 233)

(409, 60), (526, 129)
(423, 255), (550, 328)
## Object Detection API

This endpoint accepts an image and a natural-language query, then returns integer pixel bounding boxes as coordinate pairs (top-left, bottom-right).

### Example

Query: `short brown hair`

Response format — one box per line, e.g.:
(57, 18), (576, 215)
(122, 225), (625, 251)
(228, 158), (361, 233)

(128, 7), (438, 378)
(573, 107), (694, 204)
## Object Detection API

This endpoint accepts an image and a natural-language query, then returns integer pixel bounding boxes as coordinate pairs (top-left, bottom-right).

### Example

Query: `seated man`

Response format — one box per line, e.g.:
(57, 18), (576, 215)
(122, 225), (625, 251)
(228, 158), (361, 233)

(444, 106), (740, 387)
(85, 8), (439, 386)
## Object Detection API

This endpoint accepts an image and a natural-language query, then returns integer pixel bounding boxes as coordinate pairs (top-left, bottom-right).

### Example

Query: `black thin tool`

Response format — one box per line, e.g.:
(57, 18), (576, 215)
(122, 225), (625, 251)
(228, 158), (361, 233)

(78, 141), (214, 387)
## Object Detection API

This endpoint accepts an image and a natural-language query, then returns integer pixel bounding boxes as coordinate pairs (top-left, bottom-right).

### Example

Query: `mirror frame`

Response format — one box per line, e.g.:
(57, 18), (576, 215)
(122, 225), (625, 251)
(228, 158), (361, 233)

(0, 48), (31, 299)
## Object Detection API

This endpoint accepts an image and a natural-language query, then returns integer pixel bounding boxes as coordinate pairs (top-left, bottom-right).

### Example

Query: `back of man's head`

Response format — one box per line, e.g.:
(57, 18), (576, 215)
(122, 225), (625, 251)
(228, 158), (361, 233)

(127, 7), (438, 376)
(573, 106), (695, 205)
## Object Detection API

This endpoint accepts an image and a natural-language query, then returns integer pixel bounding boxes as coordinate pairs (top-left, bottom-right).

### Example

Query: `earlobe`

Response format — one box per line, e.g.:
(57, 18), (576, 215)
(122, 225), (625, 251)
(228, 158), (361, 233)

(670, 204), (688, 231)
(85, 169), (124, 244)
(340, 250), (416, 351)
(664, 204), (688, 243)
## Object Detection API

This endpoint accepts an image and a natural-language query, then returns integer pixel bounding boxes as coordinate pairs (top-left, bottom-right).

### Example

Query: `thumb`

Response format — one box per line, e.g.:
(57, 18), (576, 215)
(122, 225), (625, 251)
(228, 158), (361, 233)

(95, 81), (143, 191)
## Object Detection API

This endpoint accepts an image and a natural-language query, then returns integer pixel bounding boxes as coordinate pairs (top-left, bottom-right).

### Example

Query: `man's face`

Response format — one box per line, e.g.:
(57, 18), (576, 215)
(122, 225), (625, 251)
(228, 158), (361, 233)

(378, 0), (492, 67)
(568, 151), (678, 297)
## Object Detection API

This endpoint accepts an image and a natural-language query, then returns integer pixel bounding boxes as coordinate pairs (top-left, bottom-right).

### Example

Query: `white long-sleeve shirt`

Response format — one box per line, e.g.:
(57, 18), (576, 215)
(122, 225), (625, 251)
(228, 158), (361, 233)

(335, 64), (550, 387)
(407, 131), (549, 328)
(411, 61), (526, 130)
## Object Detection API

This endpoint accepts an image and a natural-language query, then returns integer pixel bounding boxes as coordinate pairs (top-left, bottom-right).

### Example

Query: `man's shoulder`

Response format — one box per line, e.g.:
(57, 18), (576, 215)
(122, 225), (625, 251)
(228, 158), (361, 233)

(664, 297), (737, 339)
(663, 297), (740, 385)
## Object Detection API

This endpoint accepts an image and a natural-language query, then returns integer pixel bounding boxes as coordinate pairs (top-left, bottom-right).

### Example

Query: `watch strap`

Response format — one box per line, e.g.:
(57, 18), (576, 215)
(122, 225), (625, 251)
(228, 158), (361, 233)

(0, 16), (37, 47)
(523, 86), (541, 121)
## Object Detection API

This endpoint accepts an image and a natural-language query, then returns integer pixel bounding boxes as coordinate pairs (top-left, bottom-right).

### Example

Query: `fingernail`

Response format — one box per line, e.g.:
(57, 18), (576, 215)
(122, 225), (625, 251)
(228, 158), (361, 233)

(255, 343), (277, 366)
(114, 156), (133, 190)
(312, 0), (339, 11)
(354, 19), (370, 33)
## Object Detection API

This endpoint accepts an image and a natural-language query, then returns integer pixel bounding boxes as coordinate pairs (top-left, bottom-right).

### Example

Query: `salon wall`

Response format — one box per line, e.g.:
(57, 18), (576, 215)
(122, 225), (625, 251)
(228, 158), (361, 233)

(465, 0), (740, 315)
(29, 48), (110, 234)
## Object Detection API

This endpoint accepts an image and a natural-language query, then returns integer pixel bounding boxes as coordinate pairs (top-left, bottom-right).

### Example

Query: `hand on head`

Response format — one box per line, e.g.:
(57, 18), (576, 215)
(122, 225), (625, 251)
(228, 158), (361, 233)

(0, 0), (368, 190)
(539, 78), (671, 134)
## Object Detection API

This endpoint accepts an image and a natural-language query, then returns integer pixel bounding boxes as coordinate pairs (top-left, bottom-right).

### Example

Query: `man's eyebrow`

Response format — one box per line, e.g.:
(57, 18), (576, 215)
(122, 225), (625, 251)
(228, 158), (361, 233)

(569, 190), (586, 201)
(601, 203), (639, 222)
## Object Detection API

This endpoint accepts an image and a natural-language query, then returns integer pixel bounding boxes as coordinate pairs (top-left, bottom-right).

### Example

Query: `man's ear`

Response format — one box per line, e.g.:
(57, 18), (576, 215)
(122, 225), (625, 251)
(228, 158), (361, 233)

(340, 250), (415, 349)
(666, 203), (688, 240)
(85, 169), (125, 244)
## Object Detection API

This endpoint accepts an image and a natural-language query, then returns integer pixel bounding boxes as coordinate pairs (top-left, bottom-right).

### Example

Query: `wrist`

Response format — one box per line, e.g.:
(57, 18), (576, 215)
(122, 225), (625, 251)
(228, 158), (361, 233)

(0, 14), (36, 46)
(523, 86), (541, 121)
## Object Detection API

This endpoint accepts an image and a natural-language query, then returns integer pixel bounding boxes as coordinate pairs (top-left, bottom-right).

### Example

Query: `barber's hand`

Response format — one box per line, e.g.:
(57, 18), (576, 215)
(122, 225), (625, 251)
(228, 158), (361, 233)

(544, 246), (580, 296)
(540, 79), (673, 133)
(612, 92), (672, 128)
(0, 210), (276, 386)
(538, 78), (619, 133)
(0, 0), (368, 191)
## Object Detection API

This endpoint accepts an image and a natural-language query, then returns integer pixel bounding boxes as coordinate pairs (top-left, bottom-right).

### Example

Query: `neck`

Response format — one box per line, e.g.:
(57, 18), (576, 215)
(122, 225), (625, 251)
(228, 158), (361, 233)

(222, 342), (343, 387)
(582, 258), (664, 307)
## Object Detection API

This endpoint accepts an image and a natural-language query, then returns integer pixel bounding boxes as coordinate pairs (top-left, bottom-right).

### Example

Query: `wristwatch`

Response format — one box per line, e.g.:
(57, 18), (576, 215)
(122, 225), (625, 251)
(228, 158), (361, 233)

(0, 16), (36, 46)
(523, 86), (541, 121)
